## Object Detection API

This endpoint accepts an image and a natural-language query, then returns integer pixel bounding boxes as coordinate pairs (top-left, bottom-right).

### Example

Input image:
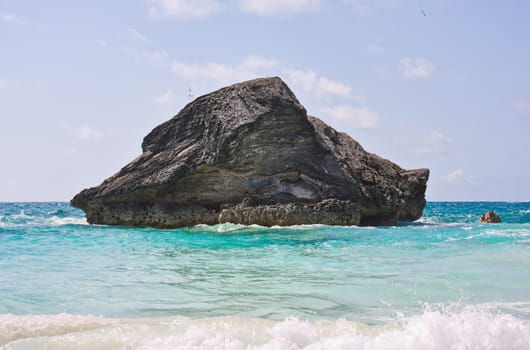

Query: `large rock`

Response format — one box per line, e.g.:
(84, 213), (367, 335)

(71, 77), (429, 227)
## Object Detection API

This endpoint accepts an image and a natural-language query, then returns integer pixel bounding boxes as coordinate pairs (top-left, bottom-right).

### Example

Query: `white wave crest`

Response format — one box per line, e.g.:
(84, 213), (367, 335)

(191, 223), (267, 233)
(190, 223), (367, 234)
(0, 214), (88, 227)
(415, 216), (438, 224)
(47, 216), (88, 226)
(2, 305), (530, 349)
(11, 210), (30, 220)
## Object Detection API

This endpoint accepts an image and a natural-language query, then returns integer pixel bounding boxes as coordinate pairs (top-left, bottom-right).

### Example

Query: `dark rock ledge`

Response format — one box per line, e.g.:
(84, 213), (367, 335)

(72, 77), (429, 227)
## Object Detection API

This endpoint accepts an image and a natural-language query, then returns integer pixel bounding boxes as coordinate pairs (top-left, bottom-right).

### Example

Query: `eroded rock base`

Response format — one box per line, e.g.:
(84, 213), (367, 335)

(83, 199), (362, 228)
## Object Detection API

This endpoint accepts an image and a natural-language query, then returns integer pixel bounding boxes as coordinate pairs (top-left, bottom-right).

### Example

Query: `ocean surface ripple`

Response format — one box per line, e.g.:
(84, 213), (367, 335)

(1, 202), (529, 349)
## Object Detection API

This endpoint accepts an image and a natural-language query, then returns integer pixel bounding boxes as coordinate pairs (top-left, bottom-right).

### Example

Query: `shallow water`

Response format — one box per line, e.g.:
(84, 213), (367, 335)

(1, 202), (530, 349)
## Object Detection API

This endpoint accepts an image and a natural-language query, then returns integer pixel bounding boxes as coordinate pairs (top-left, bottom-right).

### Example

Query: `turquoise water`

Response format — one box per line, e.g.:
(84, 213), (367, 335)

(1, 202), (530, 349)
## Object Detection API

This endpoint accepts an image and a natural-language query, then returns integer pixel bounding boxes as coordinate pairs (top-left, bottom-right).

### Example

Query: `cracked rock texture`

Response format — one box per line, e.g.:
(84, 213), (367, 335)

(72, 77), (429, 227)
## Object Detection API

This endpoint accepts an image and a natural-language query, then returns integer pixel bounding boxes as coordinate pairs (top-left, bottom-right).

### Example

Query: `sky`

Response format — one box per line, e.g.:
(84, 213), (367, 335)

(1, 0), (529, 202)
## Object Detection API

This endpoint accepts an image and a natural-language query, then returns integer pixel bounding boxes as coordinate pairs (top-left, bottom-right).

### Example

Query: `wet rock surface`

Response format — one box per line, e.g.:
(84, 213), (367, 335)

(480, 210), (501, 223)
(72, 77), (429, 227)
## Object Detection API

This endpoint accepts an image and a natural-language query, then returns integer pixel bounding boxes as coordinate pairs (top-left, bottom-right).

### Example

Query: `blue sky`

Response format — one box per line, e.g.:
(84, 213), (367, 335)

(1, 0), (529, 201)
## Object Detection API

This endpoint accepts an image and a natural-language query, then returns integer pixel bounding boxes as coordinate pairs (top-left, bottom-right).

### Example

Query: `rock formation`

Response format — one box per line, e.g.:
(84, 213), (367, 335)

(480, 210), (501, 223)
(72, 77), (429, 227)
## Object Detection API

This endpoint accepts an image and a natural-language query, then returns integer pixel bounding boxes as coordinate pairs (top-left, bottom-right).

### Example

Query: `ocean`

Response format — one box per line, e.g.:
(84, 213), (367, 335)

(1, 202), (529, 349)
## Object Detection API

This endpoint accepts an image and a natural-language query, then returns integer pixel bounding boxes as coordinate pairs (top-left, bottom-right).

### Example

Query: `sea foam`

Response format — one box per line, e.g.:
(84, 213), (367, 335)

(47, 216), (88, 226)
(2, 305), (530, 350)
(0, 212), (87, 227)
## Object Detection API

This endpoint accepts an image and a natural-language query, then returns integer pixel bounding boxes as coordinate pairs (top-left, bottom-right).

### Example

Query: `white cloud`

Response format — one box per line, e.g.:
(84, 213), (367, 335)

(123, 47), (170, 67)
(171, 62), (252, 85)
(128, 28), (148, 43)
(145, 49), (170, 65)
(148, 0), (220, 19)
(170, 56), (360, 107)
(147, 0), (325, 19)
(78, 124), (103, 141)
(152, 89), (173, 105)
(238, 55), (279, 71)
(0, 13), (25, 25)
(171, 55), (279, 85)
(0, 79), (7, 92)
(400, 57), (434, 79)
(511, 98), (530, 116)
(285, 69), (351, 98)
(442, 169), (465, 185)
(240, 0), (323, 16)
(172, 59), (351, 99)
(342, 0), (401, 14)
(414, 130), (450, 155)
(321, 105), (380, 128)
(342, 0), (371, 14)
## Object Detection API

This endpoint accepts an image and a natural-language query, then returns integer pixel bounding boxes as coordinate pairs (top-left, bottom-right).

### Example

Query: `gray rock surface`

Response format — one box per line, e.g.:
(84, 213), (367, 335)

(71, 77), (429, 227)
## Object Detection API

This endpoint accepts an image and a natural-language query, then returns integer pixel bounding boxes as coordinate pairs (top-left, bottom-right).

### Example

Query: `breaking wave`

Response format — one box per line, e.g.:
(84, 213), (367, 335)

(0, 211), (87, 227)
(2, 304), (530, 349)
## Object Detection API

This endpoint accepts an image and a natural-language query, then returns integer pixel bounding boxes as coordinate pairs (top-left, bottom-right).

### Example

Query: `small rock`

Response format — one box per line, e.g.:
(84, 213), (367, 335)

(480, 210), (501, 223)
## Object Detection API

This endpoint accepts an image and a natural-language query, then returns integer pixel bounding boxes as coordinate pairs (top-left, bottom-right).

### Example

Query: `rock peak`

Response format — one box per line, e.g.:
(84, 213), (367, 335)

(72, 77), (429, 228)
(141, 76), (304, 154)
